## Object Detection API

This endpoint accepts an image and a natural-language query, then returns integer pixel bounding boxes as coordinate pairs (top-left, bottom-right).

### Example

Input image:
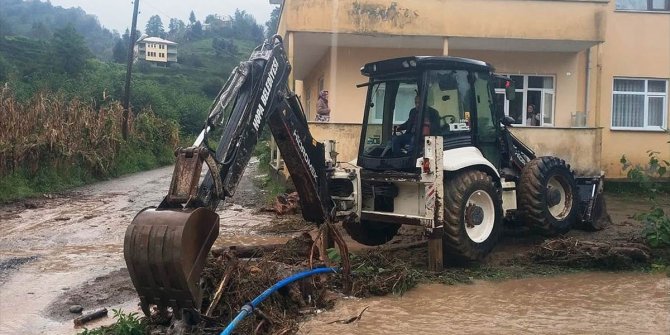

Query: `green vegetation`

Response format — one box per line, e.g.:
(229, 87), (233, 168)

(78, 309), (145, 335)
(0, 1), (280, 202)
(620, 132), (670, 249)
(254, 140), (288, 205)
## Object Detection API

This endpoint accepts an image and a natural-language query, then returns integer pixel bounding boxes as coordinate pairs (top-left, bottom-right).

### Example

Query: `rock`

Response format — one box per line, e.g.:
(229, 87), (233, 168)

(23, 202), (38, 209)
(69, 305), (83, 314)
(54, 216), (70, 221)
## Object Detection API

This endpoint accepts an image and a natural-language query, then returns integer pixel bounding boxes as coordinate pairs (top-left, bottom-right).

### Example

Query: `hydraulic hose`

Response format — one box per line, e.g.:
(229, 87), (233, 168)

(220, 267), (338, 335)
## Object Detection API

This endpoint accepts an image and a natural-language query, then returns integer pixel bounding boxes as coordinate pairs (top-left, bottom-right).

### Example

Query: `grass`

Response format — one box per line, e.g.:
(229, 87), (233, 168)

(78, 309), (144, 335)
(605, 180), (670, 195)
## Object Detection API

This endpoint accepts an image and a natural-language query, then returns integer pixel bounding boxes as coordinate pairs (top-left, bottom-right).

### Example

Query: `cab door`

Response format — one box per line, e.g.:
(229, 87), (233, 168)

(472, 71), (501, 168)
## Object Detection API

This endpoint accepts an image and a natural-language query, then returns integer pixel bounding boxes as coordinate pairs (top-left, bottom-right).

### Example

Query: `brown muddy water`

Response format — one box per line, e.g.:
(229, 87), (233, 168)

(301, 272), (670, 335)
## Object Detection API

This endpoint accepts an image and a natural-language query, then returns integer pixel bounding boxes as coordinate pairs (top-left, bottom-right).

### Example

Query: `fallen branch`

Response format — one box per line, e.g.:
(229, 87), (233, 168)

(376, 240), (427, 252)
(73, 308), (108, 327)
(328, 306), (369, 324)
(205, 254), (238, 317)
(212, 244), (284, 258)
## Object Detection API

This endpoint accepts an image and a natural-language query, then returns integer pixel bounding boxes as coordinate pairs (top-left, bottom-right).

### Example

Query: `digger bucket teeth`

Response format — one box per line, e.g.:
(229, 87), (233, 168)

(123, 207), (219, 316)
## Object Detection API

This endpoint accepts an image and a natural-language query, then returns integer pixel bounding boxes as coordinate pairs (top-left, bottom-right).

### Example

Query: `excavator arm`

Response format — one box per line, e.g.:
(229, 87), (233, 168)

(123, 36), (333, 321)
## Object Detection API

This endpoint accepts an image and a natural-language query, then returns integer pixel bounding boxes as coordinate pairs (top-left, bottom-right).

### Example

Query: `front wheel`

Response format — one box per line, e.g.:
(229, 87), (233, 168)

(517, 156), (579, 235)
(442, 170), (503, 262)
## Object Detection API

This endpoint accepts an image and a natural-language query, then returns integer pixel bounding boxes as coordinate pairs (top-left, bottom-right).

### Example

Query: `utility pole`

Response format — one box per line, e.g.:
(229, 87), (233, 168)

(123, 0), (140, 140)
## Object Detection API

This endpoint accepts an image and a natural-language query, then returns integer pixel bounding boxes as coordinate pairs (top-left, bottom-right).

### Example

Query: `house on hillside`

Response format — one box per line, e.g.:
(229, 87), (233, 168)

(136, 36), (178, 65)
(273, 0), (670, 178)
(204, 14), (233, 31)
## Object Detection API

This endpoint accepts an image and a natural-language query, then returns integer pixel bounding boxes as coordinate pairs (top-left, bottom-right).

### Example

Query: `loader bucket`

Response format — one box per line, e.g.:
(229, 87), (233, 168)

(124, 207), (219, 317)
(576, 175), (611, 231)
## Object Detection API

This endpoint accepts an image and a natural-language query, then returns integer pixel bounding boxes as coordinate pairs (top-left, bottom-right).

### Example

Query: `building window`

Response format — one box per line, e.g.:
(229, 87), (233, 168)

(494, 75), (555, 127)
(616, 0), (670, 11)
(612, 78), (668, 130)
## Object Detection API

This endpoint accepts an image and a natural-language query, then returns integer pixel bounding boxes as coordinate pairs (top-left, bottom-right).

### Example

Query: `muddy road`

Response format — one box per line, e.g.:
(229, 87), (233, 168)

(0, 161), (669, 334)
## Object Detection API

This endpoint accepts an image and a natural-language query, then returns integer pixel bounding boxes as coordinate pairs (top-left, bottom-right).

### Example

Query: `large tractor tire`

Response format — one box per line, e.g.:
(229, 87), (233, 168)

(518, 156), (579, 235)
(343, 220), (401, 246)
(442, 170), (503, 262)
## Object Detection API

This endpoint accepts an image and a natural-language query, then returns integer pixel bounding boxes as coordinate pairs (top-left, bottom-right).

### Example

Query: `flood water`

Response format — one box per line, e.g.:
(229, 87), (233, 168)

(301, 272), (670, 334)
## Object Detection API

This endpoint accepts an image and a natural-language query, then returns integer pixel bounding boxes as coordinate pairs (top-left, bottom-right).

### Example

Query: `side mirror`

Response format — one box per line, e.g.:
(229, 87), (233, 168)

(505, 81), (516, 101)
(501, 116), (515, 127)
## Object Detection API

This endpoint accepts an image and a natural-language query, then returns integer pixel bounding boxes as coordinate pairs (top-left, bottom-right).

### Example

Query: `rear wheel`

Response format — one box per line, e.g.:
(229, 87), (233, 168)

(442, 170), (503, 262)
(517, 156), (579, 235)
(342, 220), (401, 246)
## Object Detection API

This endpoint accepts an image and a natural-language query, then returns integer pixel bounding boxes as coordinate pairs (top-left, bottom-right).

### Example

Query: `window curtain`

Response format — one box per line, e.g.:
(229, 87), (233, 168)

(613, 79), (645, 127)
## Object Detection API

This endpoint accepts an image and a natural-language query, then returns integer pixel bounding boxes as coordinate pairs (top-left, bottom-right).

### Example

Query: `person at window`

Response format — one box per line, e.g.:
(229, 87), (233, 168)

(525, 104), (540, 126)
(388, 95), (439, 155)
(315, 90), (330, 122)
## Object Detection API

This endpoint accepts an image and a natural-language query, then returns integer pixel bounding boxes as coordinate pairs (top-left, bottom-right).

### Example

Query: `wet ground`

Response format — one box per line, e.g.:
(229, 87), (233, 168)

(0, 162), (669, 334)
(0, 160), (287, 334)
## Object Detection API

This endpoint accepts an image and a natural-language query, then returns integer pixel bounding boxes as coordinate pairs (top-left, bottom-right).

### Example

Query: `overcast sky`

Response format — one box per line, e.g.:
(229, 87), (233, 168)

(46, 0), (277, 33)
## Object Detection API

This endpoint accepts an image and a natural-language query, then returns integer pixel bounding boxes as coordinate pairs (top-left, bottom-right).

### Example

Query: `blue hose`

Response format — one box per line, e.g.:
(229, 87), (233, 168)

(220, 267), (338, 335)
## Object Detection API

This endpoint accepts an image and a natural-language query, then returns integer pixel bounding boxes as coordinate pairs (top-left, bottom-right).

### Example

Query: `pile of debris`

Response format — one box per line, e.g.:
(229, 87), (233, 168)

(531, 237), (651, 269)
(200, 234), (335, 334)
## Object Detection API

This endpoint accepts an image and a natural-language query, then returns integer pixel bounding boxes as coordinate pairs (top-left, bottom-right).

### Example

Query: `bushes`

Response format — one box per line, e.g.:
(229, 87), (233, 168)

(621, 133), (670, 249)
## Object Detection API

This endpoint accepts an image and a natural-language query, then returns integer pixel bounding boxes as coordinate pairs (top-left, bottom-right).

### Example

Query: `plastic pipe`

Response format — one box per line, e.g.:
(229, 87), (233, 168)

(220, 267), (338, 335)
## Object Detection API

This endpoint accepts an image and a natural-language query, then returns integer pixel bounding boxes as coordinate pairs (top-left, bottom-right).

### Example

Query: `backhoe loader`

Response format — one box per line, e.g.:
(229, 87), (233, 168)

(124, 35), (607, 324)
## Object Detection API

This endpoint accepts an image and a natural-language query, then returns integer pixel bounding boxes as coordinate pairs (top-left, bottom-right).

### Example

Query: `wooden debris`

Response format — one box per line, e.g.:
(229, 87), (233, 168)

(73, 308), (108, 327)
(205, 254), (238, 317)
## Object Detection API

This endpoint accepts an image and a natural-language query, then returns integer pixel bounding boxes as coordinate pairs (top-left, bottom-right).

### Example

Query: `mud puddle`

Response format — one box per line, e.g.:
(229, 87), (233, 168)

(301, 272), (670, 334)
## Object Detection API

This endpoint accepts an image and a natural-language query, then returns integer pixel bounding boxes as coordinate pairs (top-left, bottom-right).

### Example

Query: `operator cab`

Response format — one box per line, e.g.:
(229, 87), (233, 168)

(358, 56), (503, 171)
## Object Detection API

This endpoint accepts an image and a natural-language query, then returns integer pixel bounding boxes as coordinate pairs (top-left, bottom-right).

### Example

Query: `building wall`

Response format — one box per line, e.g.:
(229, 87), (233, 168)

(597, 3), (670, 177)
(509, 127), (602, 174)
(307, 122), (363, 162)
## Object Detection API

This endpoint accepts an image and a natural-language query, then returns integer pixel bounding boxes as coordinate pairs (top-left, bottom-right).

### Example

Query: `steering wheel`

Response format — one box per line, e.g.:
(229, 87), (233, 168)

(440, 115), (456, 125)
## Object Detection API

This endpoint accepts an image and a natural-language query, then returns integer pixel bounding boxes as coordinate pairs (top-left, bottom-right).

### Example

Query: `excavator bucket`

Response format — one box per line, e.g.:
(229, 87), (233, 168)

(123, 207), (219, 317)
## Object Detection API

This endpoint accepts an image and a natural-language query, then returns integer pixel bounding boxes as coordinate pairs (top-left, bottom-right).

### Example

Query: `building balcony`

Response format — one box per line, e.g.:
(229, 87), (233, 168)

(280, 0), (607, 41)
